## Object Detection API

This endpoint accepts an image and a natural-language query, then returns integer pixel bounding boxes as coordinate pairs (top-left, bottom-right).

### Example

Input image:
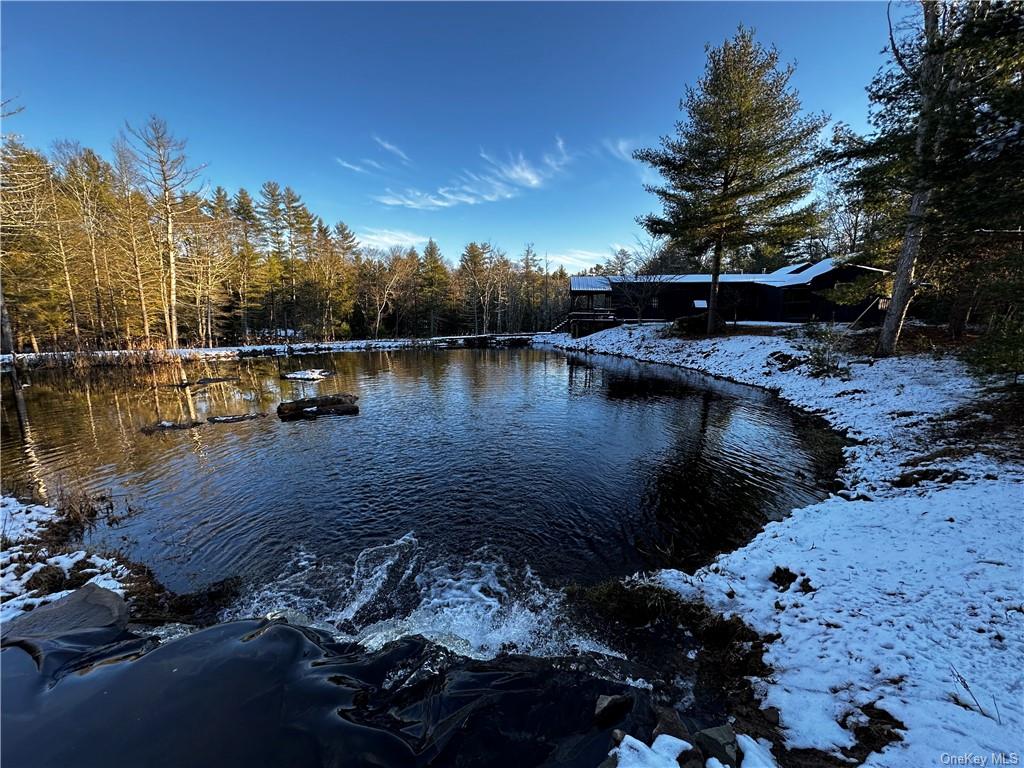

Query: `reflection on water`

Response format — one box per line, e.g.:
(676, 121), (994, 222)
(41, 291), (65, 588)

(1, 348), (842, 600)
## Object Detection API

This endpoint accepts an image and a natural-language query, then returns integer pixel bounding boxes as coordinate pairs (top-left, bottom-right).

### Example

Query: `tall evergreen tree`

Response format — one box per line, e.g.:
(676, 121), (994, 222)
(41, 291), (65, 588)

(420, 239), (449, 336)
(635, 26), (827, 333)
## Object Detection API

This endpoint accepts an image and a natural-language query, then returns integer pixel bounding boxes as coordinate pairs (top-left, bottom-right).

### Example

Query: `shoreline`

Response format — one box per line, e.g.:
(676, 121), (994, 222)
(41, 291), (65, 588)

(3, 329), (1020, 765)
(540, 324), (1023, 766)
(0, 334), (545, 370)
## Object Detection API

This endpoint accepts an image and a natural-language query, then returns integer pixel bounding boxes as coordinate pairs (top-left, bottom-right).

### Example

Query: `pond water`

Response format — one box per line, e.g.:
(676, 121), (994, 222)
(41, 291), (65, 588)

(2, 347), (843, 658)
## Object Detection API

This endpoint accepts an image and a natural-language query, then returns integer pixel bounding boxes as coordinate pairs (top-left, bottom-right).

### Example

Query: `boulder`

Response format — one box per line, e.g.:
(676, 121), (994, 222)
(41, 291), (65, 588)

(594, 693), (634, 728)
(694, 725), (739, 767)
(277, 393), (359, 420)
(652, 705), (692, 743)
(3, 584), (127, 640)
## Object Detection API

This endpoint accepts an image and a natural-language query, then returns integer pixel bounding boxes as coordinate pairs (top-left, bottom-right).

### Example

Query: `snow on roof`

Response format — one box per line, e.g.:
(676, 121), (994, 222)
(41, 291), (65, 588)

(568, 275), (613, 292)
(767, 262), (810, 275)
(570, 259), (849, 292)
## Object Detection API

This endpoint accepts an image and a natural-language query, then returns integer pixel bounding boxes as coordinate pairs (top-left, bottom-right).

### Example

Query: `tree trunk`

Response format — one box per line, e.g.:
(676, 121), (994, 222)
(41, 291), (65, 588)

(878, 188), (931, 355)
(706, 234), (725, 335)
(49, 177), (82, 350)
(87, 238), (106, 348)
(875, 1), (944, 357)
(126, 195), (152, 347)
(164, 191), (179, 349)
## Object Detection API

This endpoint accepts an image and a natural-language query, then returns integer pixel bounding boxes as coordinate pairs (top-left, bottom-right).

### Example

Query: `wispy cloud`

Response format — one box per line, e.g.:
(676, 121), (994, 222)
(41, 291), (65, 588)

(602, 138), (637, 163)
(357, 227), (429, 249)
(547, 248), (613, 271)
(373, 135), (411, 165)
(336, 158), (369, 174)
(375, 137), (570, 211)
(603, 137), (659, 185)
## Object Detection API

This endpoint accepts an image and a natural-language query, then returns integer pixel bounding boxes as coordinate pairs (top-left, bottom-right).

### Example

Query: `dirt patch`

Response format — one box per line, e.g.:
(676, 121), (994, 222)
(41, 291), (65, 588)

(569, 579), (903, 768)
(125, 562), (241, 626)
(769, 566), (799, 591)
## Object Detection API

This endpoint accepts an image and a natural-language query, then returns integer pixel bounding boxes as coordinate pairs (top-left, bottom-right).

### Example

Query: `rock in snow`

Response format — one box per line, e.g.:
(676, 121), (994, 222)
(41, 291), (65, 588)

(544, 324), (1023, 766)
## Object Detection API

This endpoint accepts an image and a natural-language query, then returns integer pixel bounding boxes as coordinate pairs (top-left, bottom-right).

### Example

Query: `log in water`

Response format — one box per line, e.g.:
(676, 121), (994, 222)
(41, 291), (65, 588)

(276, 393), (359, 419)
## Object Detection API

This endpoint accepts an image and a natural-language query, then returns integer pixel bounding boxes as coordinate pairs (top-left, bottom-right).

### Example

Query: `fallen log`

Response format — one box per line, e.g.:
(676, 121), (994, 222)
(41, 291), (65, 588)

(276, 393), (359, 420)
(140, 420), (204, 435)
(207, 413), (267, 424)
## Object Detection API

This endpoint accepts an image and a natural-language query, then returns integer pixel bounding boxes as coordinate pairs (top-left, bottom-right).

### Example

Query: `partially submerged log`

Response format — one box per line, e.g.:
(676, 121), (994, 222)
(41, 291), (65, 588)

(207, 413), (267, 424)
(140, 420), (204, 435)
(281, 369), (333, 381)
(276, 393), (359, 420)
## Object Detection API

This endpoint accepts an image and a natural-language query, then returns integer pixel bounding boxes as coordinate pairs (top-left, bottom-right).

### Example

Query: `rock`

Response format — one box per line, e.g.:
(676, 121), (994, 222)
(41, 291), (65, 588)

(596, 755), (618, 768)
(694, 725), (739, 767)
(676, 747), (704, 768)
(611, 729), (626, 746)
(594, 693), (634, 728)
(653, 706), (692, 743)
(277, 393), (359, 419)
(3, 584), (127, 640)
(266, 609), (311, 626)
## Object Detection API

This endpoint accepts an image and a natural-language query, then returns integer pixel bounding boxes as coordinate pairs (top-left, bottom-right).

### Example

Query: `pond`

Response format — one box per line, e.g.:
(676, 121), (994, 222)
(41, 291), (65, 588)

(2, 347), (843, 658)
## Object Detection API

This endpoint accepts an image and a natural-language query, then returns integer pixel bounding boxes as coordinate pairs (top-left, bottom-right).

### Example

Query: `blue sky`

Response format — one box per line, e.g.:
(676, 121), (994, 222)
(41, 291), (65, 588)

(3, 2), (896, 271)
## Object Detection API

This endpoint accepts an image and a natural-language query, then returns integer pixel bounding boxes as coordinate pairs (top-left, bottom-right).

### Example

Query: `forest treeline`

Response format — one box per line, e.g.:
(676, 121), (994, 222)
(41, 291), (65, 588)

(0, 121), (571, 352)
(2, 1), (1022, 358)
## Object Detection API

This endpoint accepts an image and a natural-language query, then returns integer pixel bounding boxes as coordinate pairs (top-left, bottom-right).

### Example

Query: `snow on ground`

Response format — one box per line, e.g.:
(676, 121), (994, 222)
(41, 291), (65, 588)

(611, 733), (778, 768)
(543, 324), (1023, 765)
(612, 734), (692, 768)
(1, 495), (57, 542)
(0, 497), (130, 624)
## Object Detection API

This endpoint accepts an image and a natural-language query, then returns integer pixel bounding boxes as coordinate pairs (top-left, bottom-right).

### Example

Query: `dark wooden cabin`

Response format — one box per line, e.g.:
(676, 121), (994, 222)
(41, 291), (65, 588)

(566, 259), (887, 336)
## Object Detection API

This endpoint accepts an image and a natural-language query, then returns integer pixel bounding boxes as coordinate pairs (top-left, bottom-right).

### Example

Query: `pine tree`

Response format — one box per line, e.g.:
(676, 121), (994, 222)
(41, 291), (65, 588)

(231, 188), (260, 341)
(635, 26), (827, 333)
(420, 239), (449, 336)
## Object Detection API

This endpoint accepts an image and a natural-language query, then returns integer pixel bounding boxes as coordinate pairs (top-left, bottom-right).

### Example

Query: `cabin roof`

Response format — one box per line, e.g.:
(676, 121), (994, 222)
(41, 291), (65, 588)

(568, 258), (875, 293)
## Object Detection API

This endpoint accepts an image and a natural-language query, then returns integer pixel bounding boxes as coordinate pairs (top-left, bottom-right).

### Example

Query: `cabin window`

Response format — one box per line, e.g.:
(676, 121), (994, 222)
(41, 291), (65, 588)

(650, 296), (659, 310)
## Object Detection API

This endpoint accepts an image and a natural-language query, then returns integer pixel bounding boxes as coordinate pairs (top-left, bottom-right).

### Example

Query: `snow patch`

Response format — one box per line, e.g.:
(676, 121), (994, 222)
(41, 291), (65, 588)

(0, 496), (131, 624)
(612, 734), (692, 768)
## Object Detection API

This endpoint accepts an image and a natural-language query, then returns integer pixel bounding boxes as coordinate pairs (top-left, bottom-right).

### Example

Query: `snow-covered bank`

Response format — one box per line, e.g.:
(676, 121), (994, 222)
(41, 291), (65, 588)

(0, 337), (426, 369)
(1, 497), (130, 623)
(543, 324), (1023, 765)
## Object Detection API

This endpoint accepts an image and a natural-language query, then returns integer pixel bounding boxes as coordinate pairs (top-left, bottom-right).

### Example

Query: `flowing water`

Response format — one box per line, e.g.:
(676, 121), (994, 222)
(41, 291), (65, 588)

(2, 347), (842, 658)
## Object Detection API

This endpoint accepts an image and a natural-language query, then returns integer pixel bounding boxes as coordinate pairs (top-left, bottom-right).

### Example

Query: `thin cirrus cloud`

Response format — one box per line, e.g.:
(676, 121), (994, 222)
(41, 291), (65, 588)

(547, 248), (614, 271)
(603, 137), (660, 185)
(356, 227), (429, 250)
(374, 136), (570, 211)
(373, 135), (411, 164)
(336, 157), (388, 174)
(602, 137), (637, 163)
